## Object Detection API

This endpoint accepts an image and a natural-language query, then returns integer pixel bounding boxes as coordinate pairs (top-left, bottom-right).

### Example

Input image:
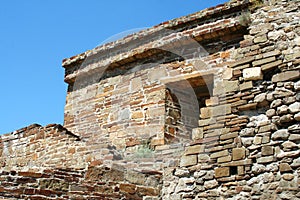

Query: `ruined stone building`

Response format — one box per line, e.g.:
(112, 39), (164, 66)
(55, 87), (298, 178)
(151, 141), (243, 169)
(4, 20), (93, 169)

(0, 0), (300, 199)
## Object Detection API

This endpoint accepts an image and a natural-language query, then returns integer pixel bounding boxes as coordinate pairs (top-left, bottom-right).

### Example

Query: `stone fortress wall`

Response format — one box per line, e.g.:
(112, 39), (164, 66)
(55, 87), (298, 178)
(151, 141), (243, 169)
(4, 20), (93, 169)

(0, 0), (300, 199)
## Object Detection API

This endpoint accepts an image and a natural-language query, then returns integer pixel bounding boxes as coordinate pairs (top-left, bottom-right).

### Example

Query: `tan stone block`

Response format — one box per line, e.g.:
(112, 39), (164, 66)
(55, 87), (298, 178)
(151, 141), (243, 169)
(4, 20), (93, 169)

(213, 80), (239, 95)
(229, 57), (254, 68)
(232, 148), (246, 161)
(223, 68), (233, 80)
(257, 156), (274, 164)
(240, 81), (253, 91)
(220, 132), (238, 140)
(211, 104), (231, 117)
(221, 159), (252, 167)
(217, 155), (232, 163)
(131, 111), (143, 119)
(261, 146), (273, 156)
(200, 107), (211, 119)
(258, 125), (271, 133)
(180, 155), (197, 167)
(185, 145), (205, 155)
(279, 163), (292, 173)
(238, 103), (257, 111)
(272, 70), (300, 82)
(205, 97), (219, 107)
(243, 67), (263, 81)
(148, 68), (166, 82)
(192, 128), (204, 140)
(261, 60), (282, 71)
(238, 166), (245, 175)
(215, 167), (230, 178)
(198, 119), (212, 127)
(252, 56), (276, 66)
(151, 138), (165, 146)
(210, 150), (229, 159)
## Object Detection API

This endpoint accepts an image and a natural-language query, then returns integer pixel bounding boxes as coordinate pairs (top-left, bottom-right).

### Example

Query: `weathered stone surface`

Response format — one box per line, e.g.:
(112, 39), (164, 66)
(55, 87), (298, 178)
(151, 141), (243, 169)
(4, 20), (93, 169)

(295, 112), (300, 121)
(180, 155), (197, 167)
(205, 97), (219, 107)
(240, 81), (253, 91)
(279, 163), (292, 173)
(232, 148), (246, 160)
(271, 99), (283, 109)
(192, 128), (204, 140)
(204, 180), (218, 189)
(282, 141), (297, 149)
(243, 67), (263, 81)
(253, 34), (267, 43)
(271, 129), (289, 140)
(252, 57), (276, 67)
(210, 150), (228, 159)
(174, 169), (190, 177)
(277, 105), (289, 115)
(288, 102), (300, 113)
(271, 70), (300, 82)
(262, 146), (274, 156)
(217, 155), (231, 163)
(185, 145), (204, 155)
(257, 156), (275, 164)
(261, 60), (282, 71)
(215, 167), (230, 178)
(288, 124), (300, 133)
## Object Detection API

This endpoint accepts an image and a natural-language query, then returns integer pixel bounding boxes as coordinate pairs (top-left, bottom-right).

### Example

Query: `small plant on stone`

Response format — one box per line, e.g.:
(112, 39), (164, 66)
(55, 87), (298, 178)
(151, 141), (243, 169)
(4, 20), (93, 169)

(133, 140), (154, 159)
(239, 11), (251, 27)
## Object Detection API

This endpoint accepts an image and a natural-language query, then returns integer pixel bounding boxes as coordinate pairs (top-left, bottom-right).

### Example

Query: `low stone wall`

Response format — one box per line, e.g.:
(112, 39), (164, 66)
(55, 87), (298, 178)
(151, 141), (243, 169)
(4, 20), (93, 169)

(0, 166), (161, 200)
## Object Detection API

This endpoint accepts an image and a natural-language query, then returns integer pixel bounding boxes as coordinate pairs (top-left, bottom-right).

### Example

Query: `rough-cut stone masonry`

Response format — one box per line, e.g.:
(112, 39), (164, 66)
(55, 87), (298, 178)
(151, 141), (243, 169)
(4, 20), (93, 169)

(1, 0), (300, 199)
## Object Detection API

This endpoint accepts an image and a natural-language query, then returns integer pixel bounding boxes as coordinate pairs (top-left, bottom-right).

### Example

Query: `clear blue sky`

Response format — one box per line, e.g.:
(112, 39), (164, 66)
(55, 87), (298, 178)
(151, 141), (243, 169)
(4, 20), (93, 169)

(0, 0), (227, 134)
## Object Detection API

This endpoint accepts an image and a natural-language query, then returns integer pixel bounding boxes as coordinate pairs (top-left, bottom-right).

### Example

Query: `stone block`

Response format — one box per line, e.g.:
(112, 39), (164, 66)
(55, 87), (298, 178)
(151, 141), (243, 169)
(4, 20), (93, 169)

(130, 77), (142, 92)
(185, 145), (205, 155)
(240, 81), (253, 91)
(215, 167), (230, 178)
(217, 155), (232, 163)
(200, 107), (211, 119)
(279, 163), (292, 173)
(254, 35), (268, 43)
(131, 111), (143, 119)
(220, 132), (238, 140)
(288, 102), (300, 113)
(261, 60), (282, 71)
(232, 148), (246, 161)
(258, 125), (271, 133)
(192, 128), (204, 140)
(261, 146), (273, 156)
(213, 81), (239, 95)
(243, 67), (263, 81)
(272, 70), (300, 82)
(211, 104), (231, 117)
(221, 159), (252, 167)
(148, 68), (166, 82)
(238, 103), (257, 111)
(271, 129), (289, 140)
(198, 119), (212, 127)
(180, 155), (197, 167)
(257, 156), (274, 164)
(252, 56), (276, 66)
(205, 97), (219, 107)
(238, 166), (245, 175)
(210, 150), (228, 159)
(229, 57), (254, 68)
(223, 68), (233, 80)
